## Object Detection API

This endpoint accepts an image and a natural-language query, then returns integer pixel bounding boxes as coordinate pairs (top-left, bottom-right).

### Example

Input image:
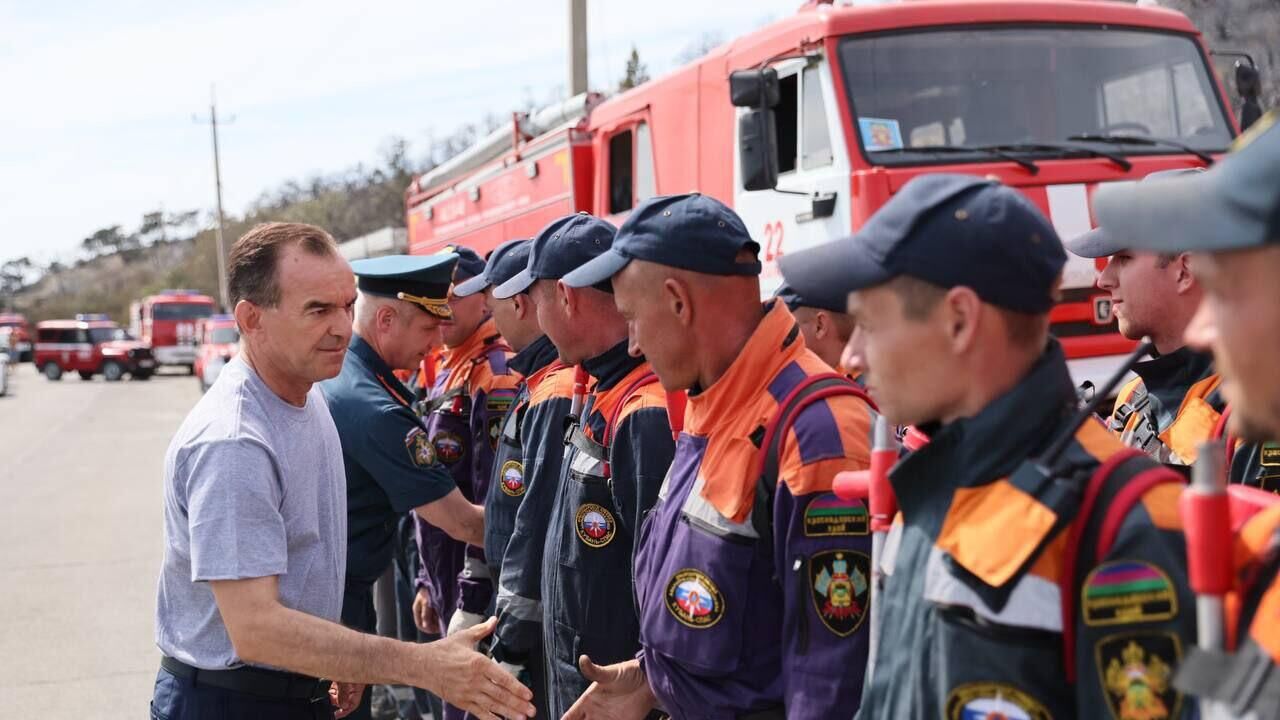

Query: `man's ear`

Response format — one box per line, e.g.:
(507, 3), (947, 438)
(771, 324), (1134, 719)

(557, 281), (577, 316)
(813, 310), (831, 341)
(662, 276), (693, 326)
(940, 286), (982, 354)
(233, 299), (260, 335)
(1175, 253), (1197, 295)
(513, 293), (534, 321)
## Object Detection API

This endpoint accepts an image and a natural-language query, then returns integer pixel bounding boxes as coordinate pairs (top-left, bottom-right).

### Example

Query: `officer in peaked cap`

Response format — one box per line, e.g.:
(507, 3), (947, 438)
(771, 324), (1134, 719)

(321, 253), (505, 720)
(773, 281), (862, 382)
(562, 193), (874, 720)
(778, 174), (1195, 720)
(1091, 114), (1280, 717)
(415, 244), (522, 720)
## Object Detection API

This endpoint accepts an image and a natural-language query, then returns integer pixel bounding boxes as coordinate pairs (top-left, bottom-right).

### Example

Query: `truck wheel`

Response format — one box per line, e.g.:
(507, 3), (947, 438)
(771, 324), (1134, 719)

(42, 363), (62, 381)
(102, 361), (124, 382)
(78, 370), (94, 381)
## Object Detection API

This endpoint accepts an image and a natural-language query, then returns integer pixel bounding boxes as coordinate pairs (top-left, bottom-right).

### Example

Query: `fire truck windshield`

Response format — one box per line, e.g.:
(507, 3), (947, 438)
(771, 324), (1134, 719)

(152, 302), (214, 321)
(209, 327), (239, 344)
(89, 327), (129, 344)
(838, 26), (1233, 166)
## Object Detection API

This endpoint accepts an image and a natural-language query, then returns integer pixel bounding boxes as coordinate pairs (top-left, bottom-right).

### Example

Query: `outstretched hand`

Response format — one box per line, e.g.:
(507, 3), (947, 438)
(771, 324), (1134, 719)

(418, 617), (535, 720)
(562, 656), (656, 720)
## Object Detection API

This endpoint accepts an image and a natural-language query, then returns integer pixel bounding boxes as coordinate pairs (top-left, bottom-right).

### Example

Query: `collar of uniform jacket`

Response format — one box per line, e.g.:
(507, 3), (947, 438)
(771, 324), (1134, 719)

(442, 317), (502, 372)
(348, 332), (415, 407)
(1131, 346), (1215, 400)
(582, 337), (645, 390)
(890, 339), (1077, 532)
(508, 334), (559, 378)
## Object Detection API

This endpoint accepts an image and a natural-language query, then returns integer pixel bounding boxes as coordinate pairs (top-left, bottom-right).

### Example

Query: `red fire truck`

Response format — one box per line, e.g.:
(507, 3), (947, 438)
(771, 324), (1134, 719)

(404, 0), (1248, 388)
(129, 290), (217, 373)
(0, 313), (33, 362)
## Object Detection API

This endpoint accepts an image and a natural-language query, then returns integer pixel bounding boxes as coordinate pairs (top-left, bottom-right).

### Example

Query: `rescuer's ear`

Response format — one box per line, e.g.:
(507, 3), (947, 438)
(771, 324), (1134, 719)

(512, 292), (534, 322)
(556, 280), (577, 317)
(1174, 253), (1197, 295)
(661, 275), (693, 327)
(940, 285), (982, 355)
(376, 302), (397, 331)
(233, 299), (261, 336)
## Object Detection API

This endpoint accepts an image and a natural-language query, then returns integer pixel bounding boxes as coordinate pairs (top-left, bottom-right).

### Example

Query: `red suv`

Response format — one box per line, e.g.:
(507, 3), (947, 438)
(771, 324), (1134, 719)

(0, 313), (33, 362)
(194, 315), (239, 392)
(34, 318), (156, 381)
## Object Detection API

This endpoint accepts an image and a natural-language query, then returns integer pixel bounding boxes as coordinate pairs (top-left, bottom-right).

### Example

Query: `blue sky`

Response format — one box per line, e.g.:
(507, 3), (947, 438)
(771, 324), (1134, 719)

(0, 0), (787, 267)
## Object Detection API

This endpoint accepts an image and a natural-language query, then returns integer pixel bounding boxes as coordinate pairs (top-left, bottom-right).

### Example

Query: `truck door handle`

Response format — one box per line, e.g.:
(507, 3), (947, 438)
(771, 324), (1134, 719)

(795, 192), (837, 223)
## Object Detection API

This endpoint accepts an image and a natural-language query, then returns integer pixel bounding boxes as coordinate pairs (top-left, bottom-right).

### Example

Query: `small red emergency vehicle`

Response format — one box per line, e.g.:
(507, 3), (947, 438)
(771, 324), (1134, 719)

(193, 315), (240, 392)
(405, 0), (1247, 388)
(34, 316), (155, 381)
(129, 290), (216, 373)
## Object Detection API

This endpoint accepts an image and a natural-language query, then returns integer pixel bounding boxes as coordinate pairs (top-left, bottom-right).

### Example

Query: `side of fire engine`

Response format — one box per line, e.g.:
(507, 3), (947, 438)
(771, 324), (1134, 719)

(405, 0), (1242, 388)
(130, 290), (216, 372)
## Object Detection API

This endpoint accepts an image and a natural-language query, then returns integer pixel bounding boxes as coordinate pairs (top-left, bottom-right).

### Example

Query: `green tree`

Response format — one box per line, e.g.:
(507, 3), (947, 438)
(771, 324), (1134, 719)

(618, 45), (650, 92)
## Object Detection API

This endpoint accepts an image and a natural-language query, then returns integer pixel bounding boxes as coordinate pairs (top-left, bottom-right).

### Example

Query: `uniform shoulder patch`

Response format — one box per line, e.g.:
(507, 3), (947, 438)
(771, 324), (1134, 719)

(575, 503), (616, 548)
(803, 493), (869, 537)
(1081, 561), (1177, 627)
(432, 430), (465, 465)
(1262, 442), (1280, 467)
(405, 426), (436, 467)
(499, 460), (525, 497)
(664, 568), (724, 629)
(486, 388), (518, 413)
(945, 682), (1052, 720)
(1096, 631), (1183, 720)
(809, 550), (870, 637)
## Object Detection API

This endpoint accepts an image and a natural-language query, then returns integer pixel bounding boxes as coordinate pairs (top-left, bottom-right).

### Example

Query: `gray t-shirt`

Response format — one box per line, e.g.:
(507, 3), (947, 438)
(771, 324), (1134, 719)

(155, 356), (347, 669)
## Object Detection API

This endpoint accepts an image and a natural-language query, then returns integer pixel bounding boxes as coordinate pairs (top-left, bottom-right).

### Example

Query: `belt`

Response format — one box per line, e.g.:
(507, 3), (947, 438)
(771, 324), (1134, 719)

(160, 655), (332, 702)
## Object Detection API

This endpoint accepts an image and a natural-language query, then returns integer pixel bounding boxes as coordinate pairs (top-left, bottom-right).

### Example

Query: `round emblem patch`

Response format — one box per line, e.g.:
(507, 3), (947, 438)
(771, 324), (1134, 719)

(500, 460), (526, 497)
(945, 682), (1051, 720)
(432, 431), (465, 465)
(404, 427), (436, 467)
(575, 503), (616, 548)
(664, 569), (724, 629)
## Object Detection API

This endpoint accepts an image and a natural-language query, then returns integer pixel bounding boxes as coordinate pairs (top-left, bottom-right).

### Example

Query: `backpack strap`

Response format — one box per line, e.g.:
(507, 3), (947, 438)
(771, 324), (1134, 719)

(751, 372), (878, 545)
(1058, 448), (1186, 682)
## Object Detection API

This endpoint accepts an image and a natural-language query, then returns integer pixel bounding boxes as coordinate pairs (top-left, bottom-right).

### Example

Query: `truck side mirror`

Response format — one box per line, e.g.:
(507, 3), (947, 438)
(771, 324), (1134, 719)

(1236, 61), (1263, 131)
(730, 68), (780, 108)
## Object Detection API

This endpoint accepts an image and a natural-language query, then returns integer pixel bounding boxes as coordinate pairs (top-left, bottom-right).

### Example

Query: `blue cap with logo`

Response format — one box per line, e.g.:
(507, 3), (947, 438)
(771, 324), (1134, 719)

(562, 193), (760, 287)
(352, 253), (459, 319)
(1093, 112), (1280, 255)
(1065, 168), (1206, 258)
(778, 174), (1066, 314)
(493, 213), (618, 299)
(453, 239), (532, 298)
(773, 281), (846, 315)
(440, 245), (486, 282)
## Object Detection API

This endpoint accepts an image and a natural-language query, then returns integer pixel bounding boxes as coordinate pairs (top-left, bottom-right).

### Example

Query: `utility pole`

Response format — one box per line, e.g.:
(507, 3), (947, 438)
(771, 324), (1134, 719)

(194, 85), (232, 311)
(568, 0), (588, 96)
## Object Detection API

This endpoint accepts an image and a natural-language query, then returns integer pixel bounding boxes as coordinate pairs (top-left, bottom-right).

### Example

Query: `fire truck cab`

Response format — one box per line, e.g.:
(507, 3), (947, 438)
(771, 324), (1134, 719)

(0, 314), (33, 362)
(405, 0), (1241, 389)
(130, 290), (216, 373)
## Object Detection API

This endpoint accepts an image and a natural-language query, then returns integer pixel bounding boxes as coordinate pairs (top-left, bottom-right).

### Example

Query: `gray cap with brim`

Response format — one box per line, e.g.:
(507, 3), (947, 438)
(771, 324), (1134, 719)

(1092, 113), (1280, 255)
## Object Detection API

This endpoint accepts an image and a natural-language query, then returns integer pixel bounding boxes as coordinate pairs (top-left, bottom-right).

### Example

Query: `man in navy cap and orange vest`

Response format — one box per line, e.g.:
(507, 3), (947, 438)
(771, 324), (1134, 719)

(774, 282), (862, 382)
(780, 175), (1196, 719)
(1091, 114), (1280, 717)
(496, 213), (676, 718)
(455, 238), (577, 719)
(415, 247), (522, 720)
(562, 194), (875, 720)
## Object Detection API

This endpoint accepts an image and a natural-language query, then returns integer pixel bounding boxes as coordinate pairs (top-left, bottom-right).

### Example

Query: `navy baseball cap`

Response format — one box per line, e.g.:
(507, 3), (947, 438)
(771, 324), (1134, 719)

(773, 281), (846, 315)
(493, 213), (618, 299)
(441, 245), (486, 282)
(1065, 168), (1206, 258)
(453, 239), (531, 298)
(352, 253), (459, 319)
(778, 174), (1066, 314)
(1093, 112), (1280, 254)
(561, 193), (760, 287)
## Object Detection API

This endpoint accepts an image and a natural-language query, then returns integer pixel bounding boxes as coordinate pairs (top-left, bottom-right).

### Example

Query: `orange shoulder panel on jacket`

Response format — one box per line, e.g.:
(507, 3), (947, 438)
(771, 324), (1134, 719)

(529, 366), (577, 405)
(1140, 482), (1185, 532)
(615, 382), (670, 426)
(779, 391), (873, 497)
(1076, 415), (1129, 463)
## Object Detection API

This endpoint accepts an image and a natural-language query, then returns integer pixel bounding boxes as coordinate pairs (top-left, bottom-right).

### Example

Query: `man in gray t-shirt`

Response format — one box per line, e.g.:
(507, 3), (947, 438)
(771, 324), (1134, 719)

(151, 222), (533, 720)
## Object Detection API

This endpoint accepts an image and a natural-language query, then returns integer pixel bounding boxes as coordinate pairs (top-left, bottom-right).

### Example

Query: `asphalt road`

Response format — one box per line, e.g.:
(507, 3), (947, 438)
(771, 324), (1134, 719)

(0, 362), (200, 716)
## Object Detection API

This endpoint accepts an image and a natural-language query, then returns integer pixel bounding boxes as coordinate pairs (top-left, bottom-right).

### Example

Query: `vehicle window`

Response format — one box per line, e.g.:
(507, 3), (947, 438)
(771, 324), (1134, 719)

(801, 65), (834, 169)
(71, 329), (90, 344)
(635, 122), (656, 204)
(608, 130), (634, 214)
(776, 73), (799, 174)
(152, 303), (214, 321)
(89, 327), (124, 344)
(210, 328), (240, 344)
(37, 329), (56, 343)
(839, 27), (1232, 165)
